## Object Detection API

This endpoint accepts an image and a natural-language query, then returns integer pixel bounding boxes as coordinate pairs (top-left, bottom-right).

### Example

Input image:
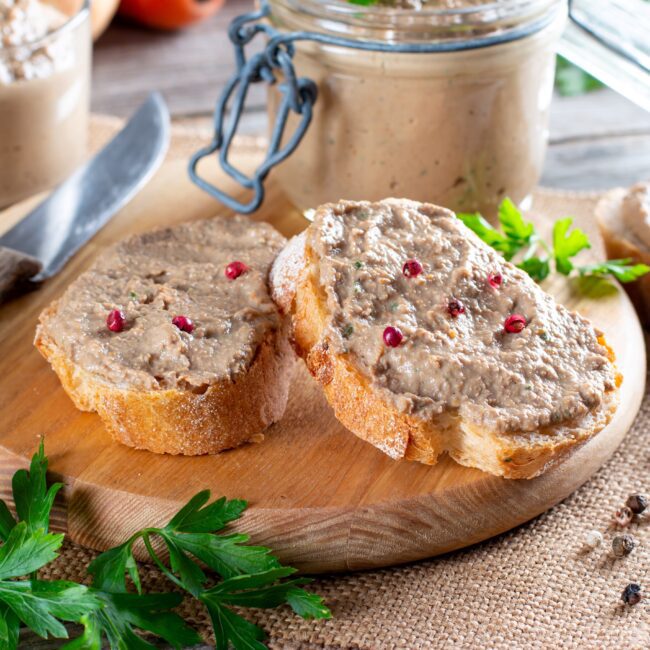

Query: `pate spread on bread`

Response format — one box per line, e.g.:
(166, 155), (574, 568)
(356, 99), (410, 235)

(35, 215), (294, 455)
(272, 198), (620, 478)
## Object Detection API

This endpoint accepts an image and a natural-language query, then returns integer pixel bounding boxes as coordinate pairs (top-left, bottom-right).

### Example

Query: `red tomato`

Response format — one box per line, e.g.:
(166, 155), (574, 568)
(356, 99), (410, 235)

(118, 0), (225, 30)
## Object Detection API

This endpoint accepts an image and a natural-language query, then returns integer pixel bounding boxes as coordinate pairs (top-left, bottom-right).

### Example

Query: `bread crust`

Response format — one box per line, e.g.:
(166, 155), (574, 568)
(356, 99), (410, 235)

(272, 233), (620, 479)
(596, 187), (650, 328)
(35, 302), (294, 456)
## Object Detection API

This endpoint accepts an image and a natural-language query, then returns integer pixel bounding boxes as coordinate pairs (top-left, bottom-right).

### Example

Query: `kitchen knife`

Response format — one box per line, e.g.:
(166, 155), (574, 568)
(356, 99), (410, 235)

(0, 92), (170, 301)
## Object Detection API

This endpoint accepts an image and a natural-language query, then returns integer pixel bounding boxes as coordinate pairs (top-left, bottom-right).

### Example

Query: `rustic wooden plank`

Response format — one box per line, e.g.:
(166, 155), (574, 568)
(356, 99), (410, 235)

(92, 0), (265, 118)
(542, 133), (650, 190)
(549, 90), (650, 143)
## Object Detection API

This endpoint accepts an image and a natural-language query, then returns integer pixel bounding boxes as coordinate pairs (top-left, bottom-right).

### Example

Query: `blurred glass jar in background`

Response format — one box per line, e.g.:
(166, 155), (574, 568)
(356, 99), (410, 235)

(0, 0), (90, 208)
(267, 0), (566, 221)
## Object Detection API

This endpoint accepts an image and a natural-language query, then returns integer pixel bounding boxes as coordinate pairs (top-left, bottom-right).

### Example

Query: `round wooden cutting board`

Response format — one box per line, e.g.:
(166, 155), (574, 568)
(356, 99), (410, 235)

(0, 118), (645, 573)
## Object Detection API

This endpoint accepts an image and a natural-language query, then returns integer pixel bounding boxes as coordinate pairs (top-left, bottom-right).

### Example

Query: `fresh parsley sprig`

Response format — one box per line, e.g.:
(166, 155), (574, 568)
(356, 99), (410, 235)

(457, 198), (650, 285)
(0, 442), (330, 649)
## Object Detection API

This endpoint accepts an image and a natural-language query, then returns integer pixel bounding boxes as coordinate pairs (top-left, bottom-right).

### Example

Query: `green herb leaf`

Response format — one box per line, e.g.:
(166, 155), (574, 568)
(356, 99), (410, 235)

(0, 601), (20, 650)
(59, 614), (102, 650)
(166, 491), (246, 534)
(0, 580), (100, 640)
(200, 568), (330, 649)
(517, 257), (550, 282)
(456, 212), (516, 259)
(552, 217), (590, 275)
(578, 258), (650, 283)
(555, 56), (604, 96)
(87, 539), (140, 594)
(0, 502), (17, 544)
(0, 523), (62, 580)
(204, 600), (267, 650)
(12, 439), (62, 534)
(91, 591), (201, 650)
(286, 587), (332, 620)
(163, 531), (280, 580)
(160, 534), (206, 598)
(498, 197), (535, 245)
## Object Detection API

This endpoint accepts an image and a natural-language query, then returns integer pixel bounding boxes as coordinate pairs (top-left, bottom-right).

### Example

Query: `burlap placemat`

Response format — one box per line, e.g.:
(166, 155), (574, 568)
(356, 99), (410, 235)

(35, 118), (650, 648)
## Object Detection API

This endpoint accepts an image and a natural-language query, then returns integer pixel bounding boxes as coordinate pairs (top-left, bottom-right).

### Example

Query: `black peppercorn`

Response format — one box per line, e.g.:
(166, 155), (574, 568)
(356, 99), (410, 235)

(612, 534), (636, 558)
(622, 583), (643, 606)
(626, 494), (648, 515)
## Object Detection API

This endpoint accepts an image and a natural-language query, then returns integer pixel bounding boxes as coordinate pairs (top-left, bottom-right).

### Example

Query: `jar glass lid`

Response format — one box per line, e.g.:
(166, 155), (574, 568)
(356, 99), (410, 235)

(271, 0), (564, 44)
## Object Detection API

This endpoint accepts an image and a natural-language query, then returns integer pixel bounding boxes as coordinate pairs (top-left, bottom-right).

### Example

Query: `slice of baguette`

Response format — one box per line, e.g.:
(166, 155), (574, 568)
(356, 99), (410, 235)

(271, 199), (620, 479)
(596, 183), (650, 327)
(35, 216), (294, 456)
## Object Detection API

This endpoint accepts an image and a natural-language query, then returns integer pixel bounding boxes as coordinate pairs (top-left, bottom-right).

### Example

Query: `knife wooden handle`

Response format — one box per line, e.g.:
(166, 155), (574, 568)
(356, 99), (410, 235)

(0, 246), (42, 302)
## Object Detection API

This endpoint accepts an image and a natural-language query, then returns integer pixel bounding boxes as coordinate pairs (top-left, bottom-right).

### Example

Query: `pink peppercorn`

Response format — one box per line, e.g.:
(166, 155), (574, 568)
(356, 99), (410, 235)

(488, 273), (503, 289)
(383, 326), (403, 348)
(106, 309), (126, 333)
(402, 259), (423, 278)
(504, 314), (527, 334)
(447, 299), (465, 318)
(225, 261), (249, 280)
(172, 315), (194, 333)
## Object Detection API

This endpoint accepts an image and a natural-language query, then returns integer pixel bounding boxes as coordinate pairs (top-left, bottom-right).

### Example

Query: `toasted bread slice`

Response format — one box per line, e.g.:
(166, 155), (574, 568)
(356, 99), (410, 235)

(596, 183), (650, 327)
(271, 199), (620, 479)
(36, 216), (294, 455)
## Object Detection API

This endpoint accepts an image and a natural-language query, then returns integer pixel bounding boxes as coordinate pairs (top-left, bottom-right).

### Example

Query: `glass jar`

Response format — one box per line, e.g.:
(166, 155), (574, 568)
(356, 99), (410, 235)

(0, 0), (91, 208)
(266, 0), (566, 220)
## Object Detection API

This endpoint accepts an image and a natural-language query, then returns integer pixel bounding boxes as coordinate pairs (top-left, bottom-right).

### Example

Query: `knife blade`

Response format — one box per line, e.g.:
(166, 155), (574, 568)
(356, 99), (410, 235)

(0, 92), (170, 296)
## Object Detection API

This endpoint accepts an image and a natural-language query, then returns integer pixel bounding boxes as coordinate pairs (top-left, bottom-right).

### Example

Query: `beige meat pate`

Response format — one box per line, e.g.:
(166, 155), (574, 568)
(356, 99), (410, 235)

(38, 216), (286, 391)
(308, 199), (617, 434)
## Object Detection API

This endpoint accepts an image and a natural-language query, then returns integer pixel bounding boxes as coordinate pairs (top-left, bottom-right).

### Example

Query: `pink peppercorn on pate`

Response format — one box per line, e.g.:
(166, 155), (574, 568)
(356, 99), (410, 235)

(270, 198), (621, 479)
(35, 215), (294, 456)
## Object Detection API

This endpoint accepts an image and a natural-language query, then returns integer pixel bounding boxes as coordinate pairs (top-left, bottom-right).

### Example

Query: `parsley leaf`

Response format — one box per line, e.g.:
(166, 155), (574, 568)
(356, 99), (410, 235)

(555, 56), (604, 96)
(0, 523), (62, 580)
(552, 217), (590, 275)
(12, 439), (62, 535)
(88, 591), (201, 650)
(166, 490), (246, 534)
(1, 443), (330, 649)
(456, 212), (516, 259)
(0, 580), (100, 640)
(0, 601), (20, 650)
(59, 614), (102, 650)
(456, 198), (649, 288)
(200, 568), (328, 650)
(498, 197), (534, 245)
(517, 257), (550, 282)
(163, 531), (281, 581)
(0, 503), (16, 544)
(87, 539), (141, 594)
(578, 259), (650, 283)
(205, 600), (267, 650)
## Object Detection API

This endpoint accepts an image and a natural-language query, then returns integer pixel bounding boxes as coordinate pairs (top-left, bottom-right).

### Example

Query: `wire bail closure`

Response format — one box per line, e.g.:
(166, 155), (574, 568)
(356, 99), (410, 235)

(189, 0), (563, 214)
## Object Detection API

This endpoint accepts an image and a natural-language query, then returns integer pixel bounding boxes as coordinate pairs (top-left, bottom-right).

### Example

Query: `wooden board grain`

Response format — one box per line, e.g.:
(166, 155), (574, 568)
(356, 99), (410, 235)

(0, 119), (645, 573)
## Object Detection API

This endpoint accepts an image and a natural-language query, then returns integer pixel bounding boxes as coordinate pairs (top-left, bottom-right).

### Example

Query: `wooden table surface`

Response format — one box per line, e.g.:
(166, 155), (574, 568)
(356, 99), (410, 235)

(25, 2), (650, 647)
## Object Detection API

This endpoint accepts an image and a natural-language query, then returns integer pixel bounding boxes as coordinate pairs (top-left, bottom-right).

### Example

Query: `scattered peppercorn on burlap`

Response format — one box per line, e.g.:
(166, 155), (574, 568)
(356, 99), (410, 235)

(36, 120), (650, 649)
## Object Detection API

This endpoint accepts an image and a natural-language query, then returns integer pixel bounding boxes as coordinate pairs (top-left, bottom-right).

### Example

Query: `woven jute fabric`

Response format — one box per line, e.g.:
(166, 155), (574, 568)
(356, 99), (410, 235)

(36, 119), (650, 649)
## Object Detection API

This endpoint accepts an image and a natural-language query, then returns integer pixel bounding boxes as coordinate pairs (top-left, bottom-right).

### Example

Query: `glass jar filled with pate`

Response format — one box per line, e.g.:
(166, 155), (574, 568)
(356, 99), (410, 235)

(0, 0), (91, 208)
(266, 0), (565, 220)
